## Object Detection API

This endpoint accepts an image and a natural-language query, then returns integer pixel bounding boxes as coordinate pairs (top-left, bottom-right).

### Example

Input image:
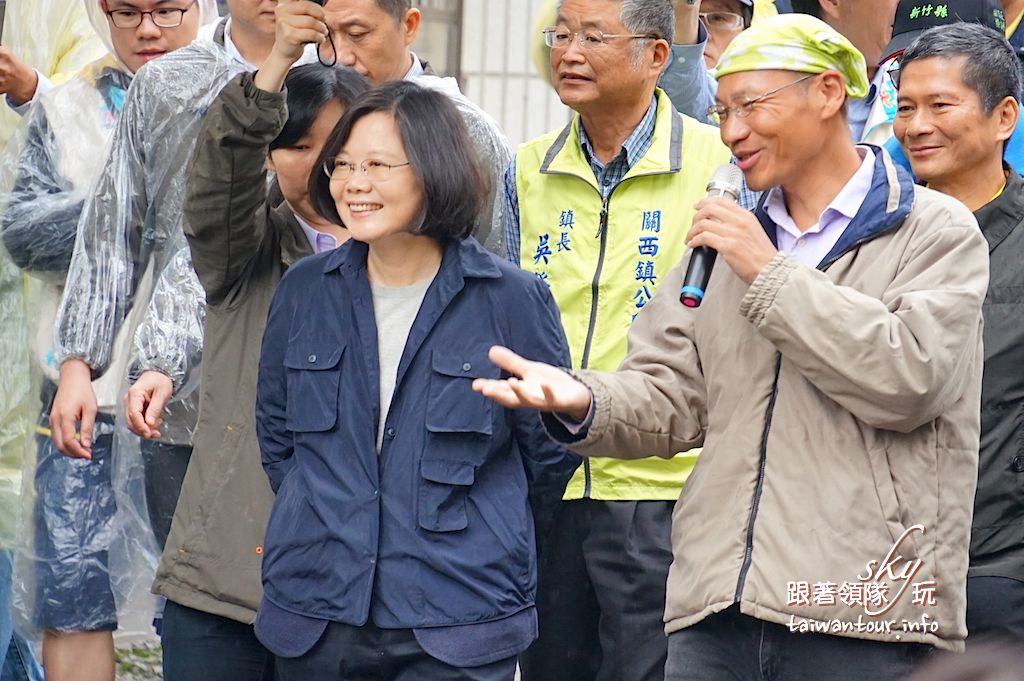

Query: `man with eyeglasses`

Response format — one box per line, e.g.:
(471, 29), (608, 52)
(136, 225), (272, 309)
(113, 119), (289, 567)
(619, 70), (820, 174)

(486, 13), (988, 681)
(0, 4), (217, 680)
(503, 2), (730, 680)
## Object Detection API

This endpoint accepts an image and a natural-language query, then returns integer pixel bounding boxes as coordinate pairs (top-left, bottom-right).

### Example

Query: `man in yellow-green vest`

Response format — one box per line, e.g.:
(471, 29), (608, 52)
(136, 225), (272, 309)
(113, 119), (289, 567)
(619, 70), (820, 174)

(502, 1), (732, 679)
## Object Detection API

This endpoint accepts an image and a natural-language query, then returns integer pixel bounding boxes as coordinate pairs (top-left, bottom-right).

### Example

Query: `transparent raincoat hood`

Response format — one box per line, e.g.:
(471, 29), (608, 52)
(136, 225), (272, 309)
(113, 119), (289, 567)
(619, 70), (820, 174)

(84, 0), (221, 73)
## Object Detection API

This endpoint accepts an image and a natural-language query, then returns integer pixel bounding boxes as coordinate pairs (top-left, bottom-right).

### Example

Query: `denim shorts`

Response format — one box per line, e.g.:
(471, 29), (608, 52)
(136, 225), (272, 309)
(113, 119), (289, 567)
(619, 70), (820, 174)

(31, 410), (117, 632)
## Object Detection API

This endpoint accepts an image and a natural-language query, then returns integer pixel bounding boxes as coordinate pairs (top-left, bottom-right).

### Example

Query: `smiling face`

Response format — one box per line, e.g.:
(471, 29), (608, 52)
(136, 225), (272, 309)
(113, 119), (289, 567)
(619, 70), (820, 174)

(103, 0), (202, 72)
(330, 111), (423, 245)
(715, 69), (825, 192)
(322, 0), (419, 85)
(894, 55), (1013, 191)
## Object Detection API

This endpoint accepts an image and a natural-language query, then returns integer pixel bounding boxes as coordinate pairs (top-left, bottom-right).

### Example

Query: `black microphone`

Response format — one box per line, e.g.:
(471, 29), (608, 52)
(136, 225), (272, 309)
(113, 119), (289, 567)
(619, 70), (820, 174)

(679, 164), (745, 308)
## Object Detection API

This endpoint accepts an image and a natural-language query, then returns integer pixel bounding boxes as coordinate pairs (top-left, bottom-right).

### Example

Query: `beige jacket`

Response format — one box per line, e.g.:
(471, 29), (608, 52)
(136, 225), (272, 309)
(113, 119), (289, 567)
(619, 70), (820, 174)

(554, 152), (988, 651)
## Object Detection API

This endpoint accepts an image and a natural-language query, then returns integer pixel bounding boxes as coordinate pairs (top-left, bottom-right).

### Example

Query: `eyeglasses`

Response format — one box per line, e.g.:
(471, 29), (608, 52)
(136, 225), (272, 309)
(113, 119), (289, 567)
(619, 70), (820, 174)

(107, 0), (197, 29)
(699, 11), (744, 33)
(706, 74), (816, 125)
(542, 26), (660, 50)
(323, 158), (412, 183)
(885, 57), (901, 89)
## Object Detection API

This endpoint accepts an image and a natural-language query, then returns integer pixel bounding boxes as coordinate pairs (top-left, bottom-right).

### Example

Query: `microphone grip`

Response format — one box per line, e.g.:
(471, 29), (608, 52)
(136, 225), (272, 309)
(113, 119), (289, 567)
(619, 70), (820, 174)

(679, 246), (717, 308)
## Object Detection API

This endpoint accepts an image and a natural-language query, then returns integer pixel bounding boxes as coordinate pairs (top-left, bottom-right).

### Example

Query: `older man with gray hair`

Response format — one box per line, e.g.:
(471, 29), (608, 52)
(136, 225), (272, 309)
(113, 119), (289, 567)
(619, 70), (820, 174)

(503, 1), (731, 680)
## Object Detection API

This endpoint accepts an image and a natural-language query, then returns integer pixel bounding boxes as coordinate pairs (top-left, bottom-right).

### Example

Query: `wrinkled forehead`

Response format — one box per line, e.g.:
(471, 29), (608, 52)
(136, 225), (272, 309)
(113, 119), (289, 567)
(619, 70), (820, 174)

(555, 0), (625, 30)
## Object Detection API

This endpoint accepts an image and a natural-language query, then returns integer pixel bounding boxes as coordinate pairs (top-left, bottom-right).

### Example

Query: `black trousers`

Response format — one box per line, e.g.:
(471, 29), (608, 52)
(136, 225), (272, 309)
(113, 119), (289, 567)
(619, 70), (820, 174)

(519, 499), (674, 681)
(966, 575), (1024, 645)
(162, 600), (274, 681)
(664, 605), (931, 681)
(139, 439), (192, 551)
(274, 622), (517, 681)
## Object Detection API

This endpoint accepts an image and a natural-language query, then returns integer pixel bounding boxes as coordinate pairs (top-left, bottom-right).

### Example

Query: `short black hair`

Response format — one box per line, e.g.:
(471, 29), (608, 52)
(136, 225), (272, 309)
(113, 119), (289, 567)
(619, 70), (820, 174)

(309, 81), (488, 243)
(900, 23), (1021, 113)
(271, 64), (370, 151)
(789, 0), (822, 18)
(374, 0), (411, 23)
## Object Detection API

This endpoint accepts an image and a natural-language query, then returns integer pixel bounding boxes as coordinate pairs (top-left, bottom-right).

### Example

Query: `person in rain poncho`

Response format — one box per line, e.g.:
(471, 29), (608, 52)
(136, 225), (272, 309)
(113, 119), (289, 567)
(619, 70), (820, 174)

(0, 4), (105, 676)
(0, 0), (107, 142)
(0, 2), (217, 680)
(45, 2), (320, 679)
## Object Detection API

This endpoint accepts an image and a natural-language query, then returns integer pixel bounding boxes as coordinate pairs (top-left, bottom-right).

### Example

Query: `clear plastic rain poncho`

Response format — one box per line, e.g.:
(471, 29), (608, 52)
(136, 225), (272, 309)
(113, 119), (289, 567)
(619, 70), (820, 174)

(0, 0), (108, 573)
(0, 0), (107, 146)
(0, 0), (218, 636)
(128, 69), (515, 393)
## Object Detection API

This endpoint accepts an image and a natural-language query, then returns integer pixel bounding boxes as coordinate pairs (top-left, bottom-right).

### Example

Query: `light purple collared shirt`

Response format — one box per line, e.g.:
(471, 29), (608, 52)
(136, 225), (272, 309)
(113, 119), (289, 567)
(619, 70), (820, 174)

(763, 148), (875, 268)
(296, 214), (338, 255)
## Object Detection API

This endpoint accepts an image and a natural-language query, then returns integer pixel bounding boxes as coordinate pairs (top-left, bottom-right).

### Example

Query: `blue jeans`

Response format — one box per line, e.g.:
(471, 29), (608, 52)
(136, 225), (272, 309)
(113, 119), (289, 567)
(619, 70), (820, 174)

(0, 550), (43, 681)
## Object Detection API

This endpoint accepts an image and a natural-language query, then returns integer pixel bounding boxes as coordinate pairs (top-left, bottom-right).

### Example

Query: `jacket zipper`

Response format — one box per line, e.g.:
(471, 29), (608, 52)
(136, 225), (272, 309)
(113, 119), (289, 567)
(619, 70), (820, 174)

(578, 194), (611, 498)
(735, 353), (782, 602)
(540, 167), (674, 499)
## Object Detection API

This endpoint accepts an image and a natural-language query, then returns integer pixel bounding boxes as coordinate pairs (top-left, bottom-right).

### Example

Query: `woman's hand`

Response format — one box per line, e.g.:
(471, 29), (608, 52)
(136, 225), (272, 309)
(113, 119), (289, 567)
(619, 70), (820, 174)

(255, 0), (330, 92)
(472, 346), (593, 422)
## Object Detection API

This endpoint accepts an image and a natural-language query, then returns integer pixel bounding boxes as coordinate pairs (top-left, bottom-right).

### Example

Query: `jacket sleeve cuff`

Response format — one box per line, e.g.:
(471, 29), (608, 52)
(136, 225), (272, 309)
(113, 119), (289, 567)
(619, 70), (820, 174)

(740, 253), (797, 327)
(241, 70), (288, 109)
(541, 373), (612, 449)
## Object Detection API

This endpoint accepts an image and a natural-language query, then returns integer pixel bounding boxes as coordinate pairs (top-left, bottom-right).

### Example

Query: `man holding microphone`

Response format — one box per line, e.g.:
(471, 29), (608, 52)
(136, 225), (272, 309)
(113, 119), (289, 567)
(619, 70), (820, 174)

(481, 14), (988, 680)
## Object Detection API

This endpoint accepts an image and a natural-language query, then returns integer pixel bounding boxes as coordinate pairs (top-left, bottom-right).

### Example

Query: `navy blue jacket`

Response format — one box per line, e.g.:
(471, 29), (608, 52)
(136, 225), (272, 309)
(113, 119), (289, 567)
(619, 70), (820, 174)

(255, 237), (579, 635)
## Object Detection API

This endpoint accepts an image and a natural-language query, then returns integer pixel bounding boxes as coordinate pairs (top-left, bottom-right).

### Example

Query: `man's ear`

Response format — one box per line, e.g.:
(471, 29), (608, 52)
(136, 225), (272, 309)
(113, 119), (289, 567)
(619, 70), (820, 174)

(817, 0), (841, 23)
(266, 153), (277, 173)
(994, 96), (1020, 144)
(651, 39), (670, 75)
(401, 8), (422, 48)
(817, 71), (848, 119)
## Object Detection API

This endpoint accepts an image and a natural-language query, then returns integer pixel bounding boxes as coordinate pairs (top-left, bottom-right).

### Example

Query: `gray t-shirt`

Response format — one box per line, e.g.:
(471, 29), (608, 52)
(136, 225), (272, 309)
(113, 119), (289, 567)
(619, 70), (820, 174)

(371, 277), (433, 452)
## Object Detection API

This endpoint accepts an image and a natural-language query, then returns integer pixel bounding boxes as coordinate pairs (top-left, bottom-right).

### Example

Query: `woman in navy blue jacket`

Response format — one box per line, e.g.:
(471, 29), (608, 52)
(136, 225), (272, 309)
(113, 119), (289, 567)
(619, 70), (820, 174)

(254, 81), (579, 681)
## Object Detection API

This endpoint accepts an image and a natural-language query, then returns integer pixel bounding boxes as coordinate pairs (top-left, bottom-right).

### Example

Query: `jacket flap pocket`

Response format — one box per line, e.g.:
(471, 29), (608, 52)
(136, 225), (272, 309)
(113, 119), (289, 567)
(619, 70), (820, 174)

(420, 459), (476, 486)
(430, 350), (499, 379)
(283, 342), (345, 371)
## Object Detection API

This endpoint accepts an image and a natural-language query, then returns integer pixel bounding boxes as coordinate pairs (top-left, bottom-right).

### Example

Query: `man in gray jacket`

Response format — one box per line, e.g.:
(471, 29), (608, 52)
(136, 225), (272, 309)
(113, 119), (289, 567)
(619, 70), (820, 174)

(475, 14), (988, 681)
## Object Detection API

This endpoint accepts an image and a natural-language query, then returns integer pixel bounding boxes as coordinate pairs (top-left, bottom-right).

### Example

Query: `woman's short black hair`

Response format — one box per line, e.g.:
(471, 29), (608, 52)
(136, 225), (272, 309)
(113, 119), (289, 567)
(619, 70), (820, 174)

(309, 80), (488, 243)
(270, 64), (370, 151)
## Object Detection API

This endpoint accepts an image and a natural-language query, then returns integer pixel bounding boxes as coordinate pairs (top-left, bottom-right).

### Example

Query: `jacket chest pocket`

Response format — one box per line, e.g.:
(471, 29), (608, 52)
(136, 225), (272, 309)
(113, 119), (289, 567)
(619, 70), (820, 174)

(423, 350), (497, 436)
(284, 342), (345, 432)
(418, 350), (498, 533)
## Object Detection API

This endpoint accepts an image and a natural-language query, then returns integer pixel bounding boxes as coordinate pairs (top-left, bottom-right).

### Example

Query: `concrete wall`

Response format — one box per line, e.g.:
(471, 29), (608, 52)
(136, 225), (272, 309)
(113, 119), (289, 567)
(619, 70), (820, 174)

(459, 0), (569, 148)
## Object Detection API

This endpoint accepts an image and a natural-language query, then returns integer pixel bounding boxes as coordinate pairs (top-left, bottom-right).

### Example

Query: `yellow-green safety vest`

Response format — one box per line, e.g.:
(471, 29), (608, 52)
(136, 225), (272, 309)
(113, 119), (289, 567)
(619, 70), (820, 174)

(515, 89), (731, 500)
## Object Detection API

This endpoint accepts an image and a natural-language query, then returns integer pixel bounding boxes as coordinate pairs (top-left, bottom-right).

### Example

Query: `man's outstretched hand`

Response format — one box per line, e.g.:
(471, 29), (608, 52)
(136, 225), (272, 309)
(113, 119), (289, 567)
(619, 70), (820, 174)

(472, 346), (593, 422)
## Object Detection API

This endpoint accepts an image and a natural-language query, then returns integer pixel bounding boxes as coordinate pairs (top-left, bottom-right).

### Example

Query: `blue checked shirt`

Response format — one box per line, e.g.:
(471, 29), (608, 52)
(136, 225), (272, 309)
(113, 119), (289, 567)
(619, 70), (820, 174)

(502, 99), (758, 263)
(503, 98), (658, 263)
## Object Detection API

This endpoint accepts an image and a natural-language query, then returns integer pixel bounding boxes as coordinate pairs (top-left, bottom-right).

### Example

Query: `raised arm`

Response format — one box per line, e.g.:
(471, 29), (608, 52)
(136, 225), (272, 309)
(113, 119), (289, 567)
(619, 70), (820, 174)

(183, 72), (287, 304)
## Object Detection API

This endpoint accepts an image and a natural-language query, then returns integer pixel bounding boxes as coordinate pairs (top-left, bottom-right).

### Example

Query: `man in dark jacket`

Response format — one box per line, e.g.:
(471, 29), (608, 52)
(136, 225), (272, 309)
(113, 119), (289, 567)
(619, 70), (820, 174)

(894, 22), (1024, 644)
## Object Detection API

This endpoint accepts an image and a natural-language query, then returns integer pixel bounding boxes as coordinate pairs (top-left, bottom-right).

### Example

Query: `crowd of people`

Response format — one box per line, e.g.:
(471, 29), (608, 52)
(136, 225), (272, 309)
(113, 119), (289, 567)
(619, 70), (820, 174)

(0, 0), (1022, 680)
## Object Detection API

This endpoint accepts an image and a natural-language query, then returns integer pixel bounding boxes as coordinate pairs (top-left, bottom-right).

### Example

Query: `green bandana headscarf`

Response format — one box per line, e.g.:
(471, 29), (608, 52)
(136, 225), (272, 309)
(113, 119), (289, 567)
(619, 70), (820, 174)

(714, 14), (869, 99)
